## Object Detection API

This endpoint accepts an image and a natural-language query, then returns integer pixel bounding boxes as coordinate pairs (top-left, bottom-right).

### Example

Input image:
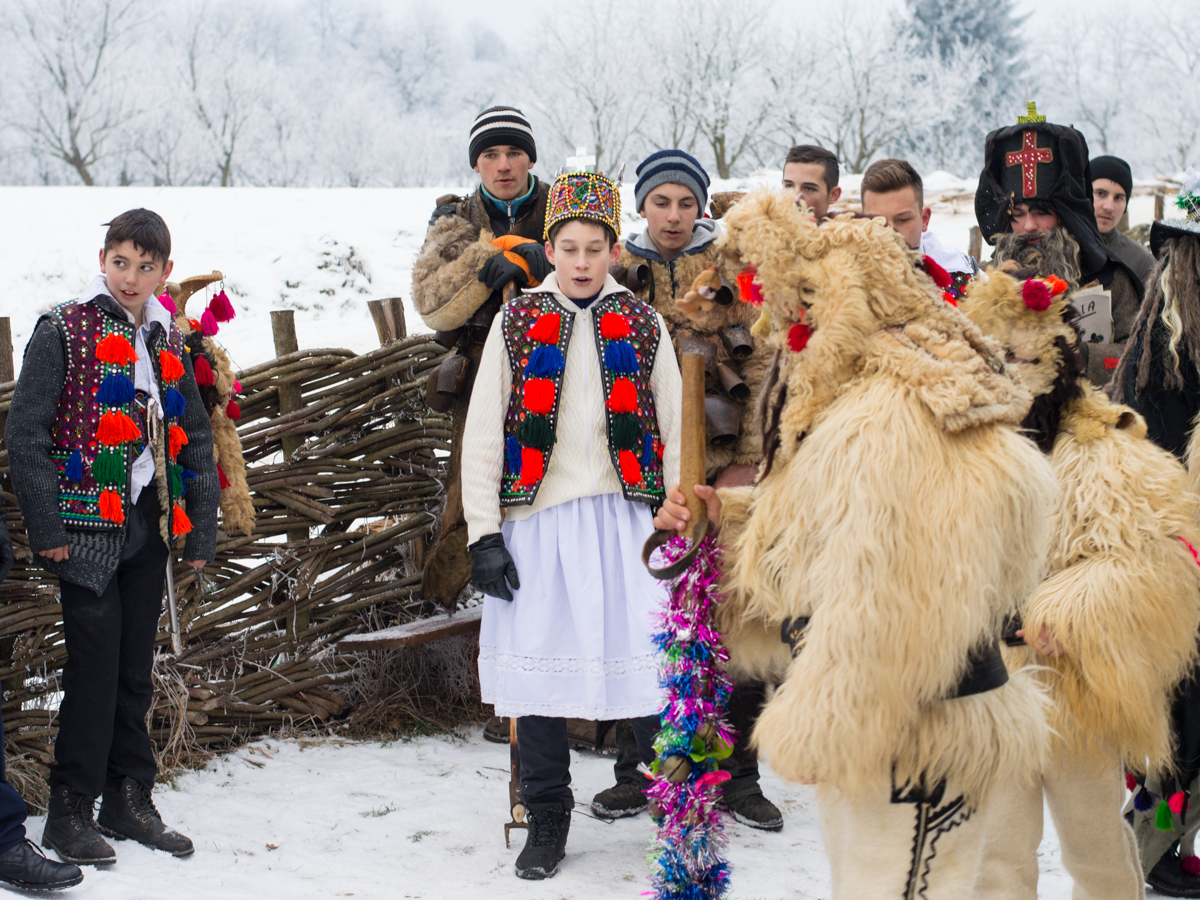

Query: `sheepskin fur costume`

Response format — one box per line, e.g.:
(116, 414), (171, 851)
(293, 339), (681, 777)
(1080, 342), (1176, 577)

(711, 191), (1056, 806)
(963, 265), (1200, 772)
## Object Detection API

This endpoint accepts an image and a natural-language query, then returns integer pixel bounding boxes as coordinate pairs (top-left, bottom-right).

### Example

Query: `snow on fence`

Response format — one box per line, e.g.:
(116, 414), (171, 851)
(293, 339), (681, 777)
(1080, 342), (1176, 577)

(0, 302), (463, 799)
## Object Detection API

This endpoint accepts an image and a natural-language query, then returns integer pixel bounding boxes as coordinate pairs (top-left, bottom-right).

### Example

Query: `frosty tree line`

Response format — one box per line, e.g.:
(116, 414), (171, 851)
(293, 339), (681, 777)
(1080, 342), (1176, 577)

(0, 0), (1196, 189)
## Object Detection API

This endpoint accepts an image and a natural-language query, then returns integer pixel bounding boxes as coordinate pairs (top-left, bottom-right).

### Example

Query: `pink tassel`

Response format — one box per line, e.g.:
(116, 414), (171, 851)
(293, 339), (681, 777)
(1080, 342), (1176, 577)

(1170, 791), (1188, 815)
(158, 293), (177, 314)
(232, 379), (242, 394)
(1183, 856), (1200, 877)
(199, 309), (219, 336)
(209, 289), (236, 322)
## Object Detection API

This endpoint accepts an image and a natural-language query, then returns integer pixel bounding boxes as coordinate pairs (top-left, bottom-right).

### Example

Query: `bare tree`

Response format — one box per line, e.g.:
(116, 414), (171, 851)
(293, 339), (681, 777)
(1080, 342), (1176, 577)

(2, 0), (142, 185)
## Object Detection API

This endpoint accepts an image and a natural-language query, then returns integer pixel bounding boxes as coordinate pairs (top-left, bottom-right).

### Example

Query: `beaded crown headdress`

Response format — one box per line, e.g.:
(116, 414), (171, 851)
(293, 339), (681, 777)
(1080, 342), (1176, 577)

(543, 170), (621, 241)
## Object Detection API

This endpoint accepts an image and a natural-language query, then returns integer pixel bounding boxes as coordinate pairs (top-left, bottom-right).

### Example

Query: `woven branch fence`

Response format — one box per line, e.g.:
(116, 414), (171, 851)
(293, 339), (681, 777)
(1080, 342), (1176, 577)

(0, 302), (465, 801)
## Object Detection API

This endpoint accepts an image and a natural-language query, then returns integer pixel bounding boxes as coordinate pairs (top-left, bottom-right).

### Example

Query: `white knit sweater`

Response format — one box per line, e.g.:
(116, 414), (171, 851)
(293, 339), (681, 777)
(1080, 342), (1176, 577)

(463, 273), (682, 544)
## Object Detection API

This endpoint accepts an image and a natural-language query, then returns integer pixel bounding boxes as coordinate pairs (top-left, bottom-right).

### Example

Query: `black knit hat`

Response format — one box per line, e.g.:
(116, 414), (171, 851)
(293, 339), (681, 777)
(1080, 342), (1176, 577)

(1090, 155), (1133, 198)
(976, 120), (1109, 283)
(634, 149), (710, 211)
(469, 106), (537, 168)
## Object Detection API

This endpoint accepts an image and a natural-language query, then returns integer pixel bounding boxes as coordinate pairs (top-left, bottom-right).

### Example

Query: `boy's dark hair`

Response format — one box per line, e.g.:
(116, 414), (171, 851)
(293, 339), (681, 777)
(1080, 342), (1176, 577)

(102, 208), (171, 266)
(547, 218), (617, 248)
(784, 145), (839, 190)
(861, 158), (924, 209)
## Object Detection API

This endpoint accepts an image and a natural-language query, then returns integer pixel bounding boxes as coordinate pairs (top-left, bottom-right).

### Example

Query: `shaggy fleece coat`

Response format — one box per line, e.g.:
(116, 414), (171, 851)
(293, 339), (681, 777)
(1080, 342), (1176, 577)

(710, 192), (1055, 806)
(964, 268), (1200, 773)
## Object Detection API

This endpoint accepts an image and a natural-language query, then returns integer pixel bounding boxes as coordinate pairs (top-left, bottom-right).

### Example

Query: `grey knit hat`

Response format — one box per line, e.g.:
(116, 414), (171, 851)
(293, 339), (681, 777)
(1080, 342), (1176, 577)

(635, 150), (710, 211)
(469, 106), (537, 168)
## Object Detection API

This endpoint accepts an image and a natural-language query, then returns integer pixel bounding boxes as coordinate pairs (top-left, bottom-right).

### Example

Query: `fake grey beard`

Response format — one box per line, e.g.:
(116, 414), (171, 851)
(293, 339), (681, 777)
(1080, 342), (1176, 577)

(990, 227), (1083, 289)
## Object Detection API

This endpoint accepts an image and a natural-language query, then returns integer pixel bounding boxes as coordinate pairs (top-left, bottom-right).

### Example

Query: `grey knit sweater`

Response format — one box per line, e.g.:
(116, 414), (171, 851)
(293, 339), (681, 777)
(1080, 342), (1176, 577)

(7, 295), (220, 593)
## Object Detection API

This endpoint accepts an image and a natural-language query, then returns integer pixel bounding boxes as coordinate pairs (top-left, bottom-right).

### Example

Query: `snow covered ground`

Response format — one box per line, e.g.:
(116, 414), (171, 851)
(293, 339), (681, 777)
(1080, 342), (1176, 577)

(20, 727), (1077, 899)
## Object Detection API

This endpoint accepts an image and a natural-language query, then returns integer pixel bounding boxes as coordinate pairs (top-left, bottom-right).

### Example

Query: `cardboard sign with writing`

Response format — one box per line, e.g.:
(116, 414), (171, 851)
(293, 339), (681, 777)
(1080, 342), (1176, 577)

(1069, 288), (1112, 345)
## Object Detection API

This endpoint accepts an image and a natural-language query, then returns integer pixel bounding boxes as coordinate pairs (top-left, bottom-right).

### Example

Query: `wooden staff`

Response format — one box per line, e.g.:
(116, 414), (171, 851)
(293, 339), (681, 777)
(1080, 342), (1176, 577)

(504, 716), (527, 847)
(643, 350), (709, 579)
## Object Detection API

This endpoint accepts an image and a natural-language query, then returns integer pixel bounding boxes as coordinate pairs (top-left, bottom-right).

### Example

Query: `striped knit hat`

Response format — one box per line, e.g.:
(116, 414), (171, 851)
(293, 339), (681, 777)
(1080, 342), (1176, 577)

(469, 106), (537, 168)
(635, 149), (710, 212)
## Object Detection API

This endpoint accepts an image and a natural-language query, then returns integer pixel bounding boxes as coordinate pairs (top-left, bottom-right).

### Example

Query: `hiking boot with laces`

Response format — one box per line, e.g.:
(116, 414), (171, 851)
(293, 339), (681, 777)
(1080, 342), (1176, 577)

(591, 778), (649, 818)
(97, 777), (194, 857)
(0, 839), (84, 890)
(514, 802), (570, 880)
(42, 784), (115, 866)
(721, 790), (784, 831)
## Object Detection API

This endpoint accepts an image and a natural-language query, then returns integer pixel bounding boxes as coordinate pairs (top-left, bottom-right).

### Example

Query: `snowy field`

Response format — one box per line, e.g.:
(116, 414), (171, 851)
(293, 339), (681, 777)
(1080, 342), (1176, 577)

(19, 727), (1077, 900)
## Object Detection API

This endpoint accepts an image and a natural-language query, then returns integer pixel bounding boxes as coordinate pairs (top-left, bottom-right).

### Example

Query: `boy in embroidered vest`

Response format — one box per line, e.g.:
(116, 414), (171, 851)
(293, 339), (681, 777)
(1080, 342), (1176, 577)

(7, 209), (219, 866)
(462, 171), (682, 880)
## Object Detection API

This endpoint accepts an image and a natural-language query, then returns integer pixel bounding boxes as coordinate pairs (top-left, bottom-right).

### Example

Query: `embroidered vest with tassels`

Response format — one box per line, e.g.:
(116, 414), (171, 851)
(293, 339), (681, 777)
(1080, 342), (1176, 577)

(46, 298), (195, 536)
(500, 290), (666, 508)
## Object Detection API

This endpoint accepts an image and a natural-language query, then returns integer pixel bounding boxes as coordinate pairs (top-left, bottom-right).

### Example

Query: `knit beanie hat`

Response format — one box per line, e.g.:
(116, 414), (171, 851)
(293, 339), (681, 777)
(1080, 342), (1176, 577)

(634, 150), (710, 212)
(1089, 155), (1133, 198)
(469, 106), (537, 168)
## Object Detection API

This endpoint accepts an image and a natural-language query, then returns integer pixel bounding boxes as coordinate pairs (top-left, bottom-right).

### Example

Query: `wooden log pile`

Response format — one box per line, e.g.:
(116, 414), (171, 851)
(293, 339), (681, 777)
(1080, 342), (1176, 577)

(0, 303), (457, 785)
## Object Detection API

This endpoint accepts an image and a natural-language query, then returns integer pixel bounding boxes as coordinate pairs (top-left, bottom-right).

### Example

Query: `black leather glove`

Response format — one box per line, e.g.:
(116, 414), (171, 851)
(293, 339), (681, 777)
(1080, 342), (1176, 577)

(508, 241), (553, 285)
(469, 533), (520, 601)
(478, 253), (528, 291)
(0, 511), (13, 584)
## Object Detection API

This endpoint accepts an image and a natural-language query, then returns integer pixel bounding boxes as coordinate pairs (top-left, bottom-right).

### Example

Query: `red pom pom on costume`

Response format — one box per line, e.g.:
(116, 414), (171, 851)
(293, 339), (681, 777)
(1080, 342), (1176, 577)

(172, 503), (192, 536)
(787, 322), (811, 353)
(606, 378), (638, 413)
(200, 309), (220, 336)
(522, 378), (556, 415)
(1183, 856), (1200, 877)
(923, 256), (952, 289)
(1022, 279), (1053, 312)
(1046, 275), (1069, 296)
(217, 463), (231, 490)
(517, 447), (544, 486)
(96, 334), (137, 366)
(209, 290), (236, 322)
(159, 350), (185, 382)
(192, 355), (215, 386)
(618, 449), (642, 485)
(526, 312), (561, 344)
(97, 410), (141, 446)
(169, 424), (188, 458)
(226, 400), (241, 420)
(599, 312), (630, 340)
(942, 291), (958, 307)
(736, 267), (763, 305)
(187, 318), (202, 332)
(99, 488), (125, 524)
(1126, 773), (1139, 792)
(1170, 792), (1188, 815)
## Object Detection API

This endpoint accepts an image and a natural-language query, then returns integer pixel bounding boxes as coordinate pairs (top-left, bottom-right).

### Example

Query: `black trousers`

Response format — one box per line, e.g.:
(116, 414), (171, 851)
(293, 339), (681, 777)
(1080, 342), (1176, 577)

(518, 714), (657, 810)
(52, 488), (167, 799)
(613, 681), (767, 800)
(0, 705), (28, 852)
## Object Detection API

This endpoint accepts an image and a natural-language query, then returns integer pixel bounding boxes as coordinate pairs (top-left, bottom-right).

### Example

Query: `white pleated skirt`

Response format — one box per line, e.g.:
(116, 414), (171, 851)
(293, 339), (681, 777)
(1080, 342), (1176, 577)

(478, 493), (665, 719)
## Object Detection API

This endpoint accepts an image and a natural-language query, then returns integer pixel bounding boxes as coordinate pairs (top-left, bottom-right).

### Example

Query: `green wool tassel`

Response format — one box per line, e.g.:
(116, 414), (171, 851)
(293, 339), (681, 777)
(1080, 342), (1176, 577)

(169, 463), (184, 497)
(90, 449), (125, 486)
(610, 412), (641, 451)
(1156, 800), (1177, 831)
(517, 415), (556, 451)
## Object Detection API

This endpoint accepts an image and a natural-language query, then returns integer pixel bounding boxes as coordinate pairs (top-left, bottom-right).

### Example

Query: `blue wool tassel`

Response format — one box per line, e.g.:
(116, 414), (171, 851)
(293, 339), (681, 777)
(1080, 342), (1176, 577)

(1134, 789), (1155, 812)
(505, 436), (522, 474)
(526, 345), (565, 378)
(64, 449), (83, 483)
(180, 467), (197, 495)
(164, 387), (187, 418)
(641, 432), (655, 468)
(604, 340), (640, 374)
(96, 373), (136, 407)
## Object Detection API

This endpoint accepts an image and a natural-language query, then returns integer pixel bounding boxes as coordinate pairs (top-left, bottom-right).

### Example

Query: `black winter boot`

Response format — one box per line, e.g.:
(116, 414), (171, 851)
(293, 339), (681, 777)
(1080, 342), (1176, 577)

(514, 803), (570, 880)
(42, 785), (115, 866)
(0, 839), (84, 890)
(591, 778), (649, 818)
(720, 790), (784, 831)
(1147, 850), (1200, 897)
(97, 777), (193, 857)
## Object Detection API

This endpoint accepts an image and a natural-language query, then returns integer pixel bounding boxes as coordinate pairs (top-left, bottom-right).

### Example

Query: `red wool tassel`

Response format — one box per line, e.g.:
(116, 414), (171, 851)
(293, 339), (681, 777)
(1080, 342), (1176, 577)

(97, 410), (141, 446)
(517, 447), (544, 486)
(787, 322), (811, 353)
(159, 350), (185, 383)
(217, 463), (231, 490)
(169, 424), (188, 458)
(737, 266), (763, 305)
(95, 333), (137, 366)
(618, 449), (642, 486)
(158, 293), (177, 314)
(192, 355), (215, 386)
(522, 378), (556, 415)
(606, 378), (638, 413)
(1183, 856), (1200, 877)
(187, 318), (202, 332)
(599, 312), (630, 340)
(171, 503), (193, 536)
(1170, 792), (1188, 815)
(1046, 275), (1069, 297)
(1022, 279), (1052, 312)
(226, 399), (241, 420)
(209, 289), (236, 322)
(233, 379), (242, 394)
(923, 255), (952, 289)
(1126, 772), (1139, 793)
(98, 488), (125, 524)
(942, 291), (958, 307)
(199, 309), (220, 336)
(526, 312), (561, 344)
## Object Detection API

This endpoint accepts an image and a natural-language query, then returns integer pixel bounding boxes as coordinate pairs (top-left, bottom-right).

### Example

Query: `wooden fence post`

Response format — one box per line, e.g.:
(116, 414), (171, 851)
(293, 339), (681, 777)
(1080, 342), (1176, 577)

(271, 311), (310, 636)
(1155, 192), (1165, 222)
(968, 226), (982, 263)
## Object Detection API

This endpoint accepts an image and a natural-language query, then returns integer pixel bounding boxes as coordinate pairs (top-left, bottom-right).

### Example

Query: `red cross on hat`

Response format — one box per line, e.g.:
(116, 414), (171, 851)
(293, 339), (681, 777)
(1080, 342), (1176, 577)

(1006, 131), (1054, 199)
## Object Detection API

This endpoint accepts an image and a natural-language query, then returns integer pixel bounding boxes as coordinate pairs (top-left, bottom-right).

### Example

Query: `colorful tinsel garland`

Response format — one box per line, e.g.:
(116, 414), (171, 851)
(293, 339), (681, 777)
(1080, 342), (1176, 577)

(647, 532), (735, 900)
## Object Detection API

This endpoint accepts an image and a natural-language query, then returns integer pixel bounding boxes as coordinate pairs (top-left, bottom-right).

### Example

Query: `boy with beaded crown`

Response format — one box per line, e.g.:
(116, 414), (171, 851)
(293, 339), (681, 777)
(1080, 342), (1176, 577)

(462, 170), (681, 880)
(6, 209), (219, 866)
